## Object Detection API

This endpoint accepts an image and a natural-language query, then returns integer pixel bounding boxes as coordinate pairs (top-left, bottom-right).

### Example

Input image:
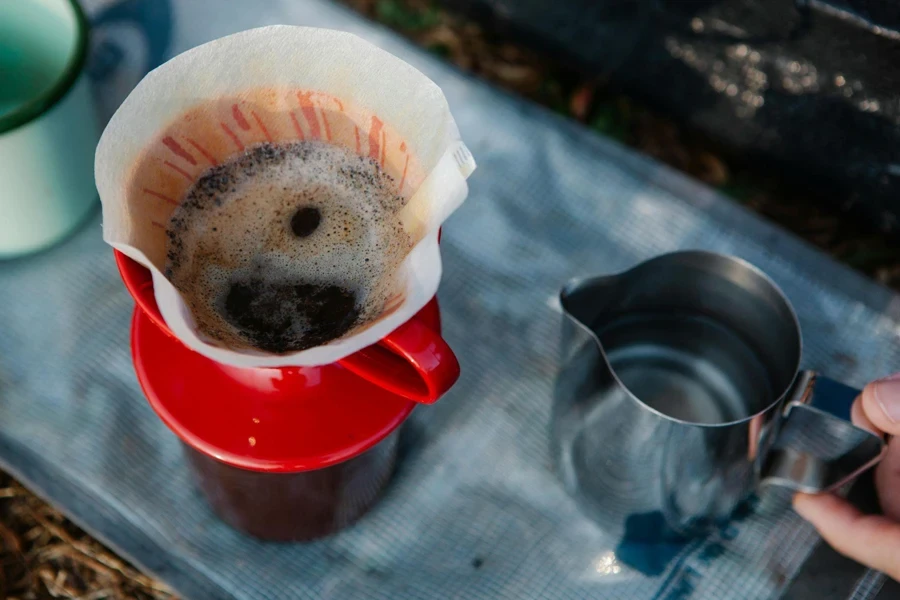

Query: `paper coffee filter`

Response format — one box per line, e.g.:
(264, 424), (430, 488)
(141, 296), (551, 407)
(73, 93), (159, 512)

(96, 26), (476, 367)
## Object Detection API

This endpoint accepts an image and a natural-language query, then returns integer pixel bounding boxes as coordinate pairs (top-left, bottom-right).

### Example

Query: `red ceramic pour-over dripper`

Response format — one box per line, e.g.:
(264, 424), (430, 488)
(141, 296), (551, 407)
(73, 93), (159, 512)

(116, 250), (459, 539)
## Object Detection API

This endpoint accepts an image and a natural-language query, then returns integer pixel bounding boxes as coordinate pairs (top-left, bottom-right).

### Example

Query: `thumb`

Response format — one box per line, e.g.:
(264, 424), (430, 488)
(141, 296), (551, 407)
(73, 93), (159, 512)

(793, 493), (900, 580)
(860, 376), (900, 436)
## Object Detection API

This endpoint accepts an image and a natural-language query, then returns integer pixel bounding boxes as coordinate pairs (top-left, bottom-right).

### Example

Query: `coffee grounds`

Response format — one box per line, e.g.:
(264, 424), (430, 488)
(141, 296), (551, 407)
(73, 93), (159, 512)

(224, 277), (360, 353)
(290, 206), (321, 238)
(164, 140), (411, 354)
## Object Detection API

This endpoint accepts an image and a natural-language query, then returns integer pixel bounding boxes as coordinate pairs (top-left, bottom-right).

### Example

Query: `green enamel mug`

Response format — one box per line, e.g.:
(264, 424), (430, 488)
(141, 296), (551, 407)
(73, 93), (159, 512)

(0, 0), (98, 257)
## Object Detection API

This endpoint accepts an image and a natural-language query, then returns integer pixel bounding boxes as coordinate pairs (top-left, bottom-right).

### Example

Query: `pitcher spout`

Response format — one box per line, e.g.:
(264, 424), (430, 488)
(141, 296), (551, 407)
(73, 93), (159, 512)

(560, 275), (622, 334)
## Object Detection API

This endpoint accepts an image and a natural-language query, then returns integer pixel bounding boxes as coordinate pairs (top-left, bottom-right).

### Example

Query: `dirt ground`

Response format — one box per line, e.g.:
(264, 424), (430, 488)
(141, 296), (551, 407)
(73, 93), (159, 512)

(344, 0), (900, 288)
(2, 2), (898, 598)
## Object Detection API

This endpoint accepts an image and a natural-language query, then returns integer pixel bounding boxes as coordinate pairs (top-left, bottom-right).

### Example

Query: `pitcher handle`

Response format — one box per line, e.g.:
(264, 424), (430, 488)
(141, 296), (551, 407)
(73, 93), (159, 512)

(338, 318), (460, 405)
(761, 371), (886, 493)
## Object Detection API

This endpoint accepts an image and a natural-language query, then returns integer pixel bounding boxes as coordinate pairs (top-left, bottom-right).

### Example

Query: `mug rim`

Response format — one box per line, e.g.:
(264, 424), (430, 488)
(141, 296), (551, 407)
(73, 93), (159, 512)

(0, 0), (90, 135)
(561, 250), (804, 428)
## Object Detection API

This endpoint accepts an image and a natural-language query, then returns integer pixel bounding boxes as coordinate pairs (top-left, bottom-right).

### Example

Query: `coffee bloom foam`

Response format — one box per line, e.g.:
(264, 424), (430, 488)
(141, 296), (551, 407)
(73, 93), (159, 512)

(96, 26), (475, 367)
(166, 141), (412, 354)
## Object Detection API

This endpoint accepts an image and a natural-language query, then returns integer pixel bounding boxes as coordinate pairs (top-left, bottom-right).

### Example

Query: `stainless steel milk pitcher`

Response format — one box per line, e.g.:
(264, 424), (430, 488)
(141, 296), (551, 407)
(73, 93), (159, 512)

(552, 251), (885, 538)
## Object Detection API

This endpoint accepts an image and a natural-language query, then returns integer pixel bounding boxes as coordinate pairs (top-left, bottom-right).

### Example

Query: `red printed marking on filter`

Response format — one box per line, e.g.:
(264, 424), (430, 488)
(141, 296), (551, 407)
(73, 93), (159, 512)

(187, 138), (218, 165)
(398, 154), (410, 193)
(251, 111), (273, 142)
(162, 136), (197, 165)
(380, 130), (386, 167)
(384, 292), (403, 307)
(297, 92), (321, 140)
(354, 127), (361, 154)
(220, 123), (244, 151)
(321, 111), (333, 142)
(324, 98), (343, 140)
(143, 188), (178, 206)
(232, 104), (251, 131)
(368, 116), (383, 161)
(289, 111), (305, 140)
(383, 295), (404, 314)
(163, 160), (192, 180)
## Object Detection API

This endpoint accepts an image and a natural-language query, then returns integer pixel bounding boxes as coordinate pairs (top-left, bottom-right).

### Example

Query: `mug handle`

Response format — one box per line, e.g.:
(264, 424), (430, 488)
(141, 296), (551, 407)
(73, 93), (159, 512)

(338, 318), (461, 405)
(760, 371), (886, 493)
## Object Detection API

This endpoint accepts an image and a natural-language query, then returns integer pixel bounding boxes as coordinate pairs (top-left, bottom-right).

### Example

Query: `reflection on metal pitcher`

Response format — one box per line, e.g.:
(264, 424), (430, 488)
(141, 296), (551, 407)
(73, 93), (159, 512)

(551, 251), (885, 542)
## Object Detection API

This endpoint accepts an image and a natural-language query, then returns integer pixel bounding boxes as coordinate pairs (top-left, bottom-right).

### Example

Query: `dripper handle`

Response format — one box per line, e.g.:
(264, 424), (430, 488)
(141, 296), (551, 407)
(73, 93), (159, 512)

(338, 314), (460, 404)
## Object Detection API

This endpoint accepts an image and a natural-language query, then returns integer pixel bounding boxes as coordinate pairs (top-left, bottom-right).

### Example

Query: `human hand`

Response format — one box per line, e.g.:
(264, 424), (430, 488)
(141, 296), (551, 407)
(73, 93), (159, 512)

(793, 375), (900, 580)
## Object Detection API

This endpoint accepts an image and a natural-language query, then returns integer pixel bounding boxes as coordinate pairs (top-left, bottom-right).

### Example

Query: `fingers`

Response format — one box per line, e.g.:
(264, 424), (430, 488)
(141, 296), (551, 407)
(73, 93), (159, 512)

(798, 375), (900, 579)
(851, 395), (880, 435)
(876, 437), (900, 521)
(853, 379), (900, 519)
(860, 377), (900, 437)
(794, 493), (900, 580)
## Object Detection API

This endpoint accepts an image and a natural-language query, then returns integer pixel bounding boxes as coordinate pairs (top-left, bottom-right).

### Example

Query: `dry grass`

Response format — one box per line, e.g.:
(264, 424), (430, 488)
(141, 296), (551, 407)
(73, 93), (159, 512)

(0, 474), (177, 600)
